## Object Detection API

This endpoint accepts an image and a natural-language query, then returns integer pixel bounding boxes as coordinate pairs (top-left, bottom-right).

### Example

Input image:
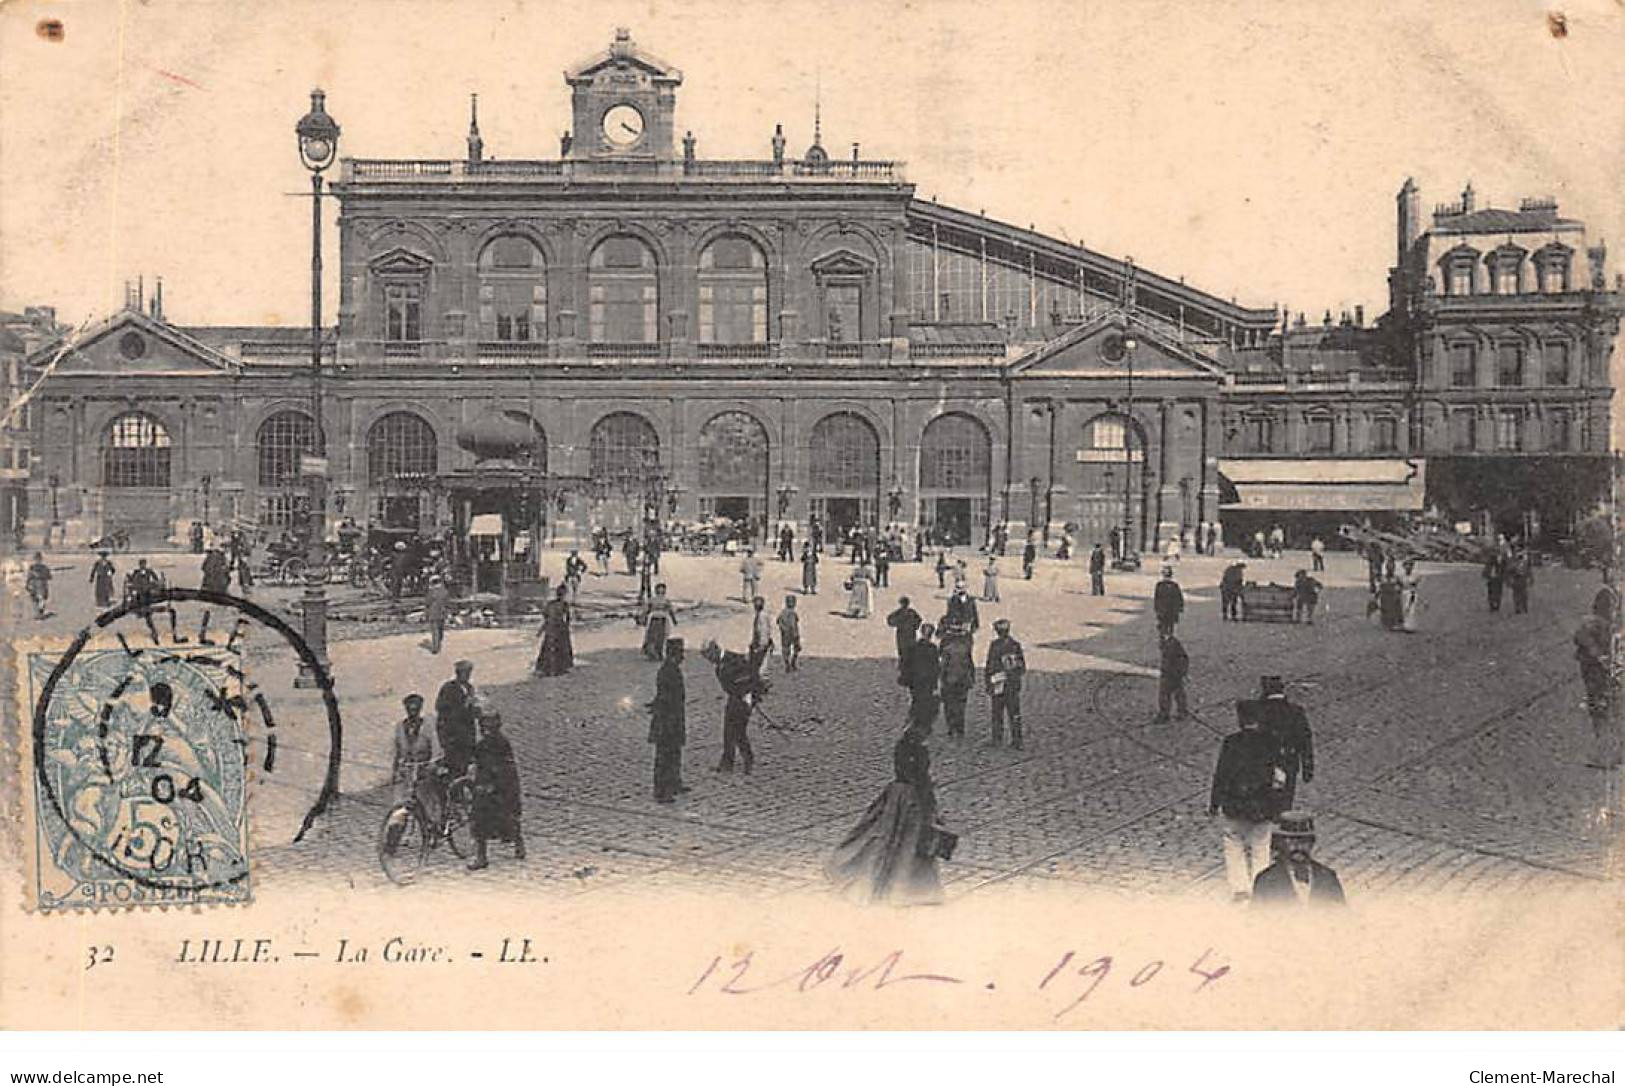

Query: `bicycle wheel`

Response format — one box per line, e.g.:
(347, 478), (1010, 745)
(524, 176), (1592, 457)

(442, 780), (475, 859)
(378, 804), (429, 885)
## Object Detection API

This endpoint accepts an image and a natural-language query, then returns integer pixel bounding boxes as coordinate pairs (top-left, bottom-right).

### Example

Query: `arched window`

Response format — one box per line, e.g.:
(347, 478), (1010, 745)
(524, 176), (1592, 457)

(588, 235), (658, 346)
(698, 236), (767, 346)
(368, 412), (438, 530)
(697, 411), (769, 523)
(257, 411), (317, 487)
(698, 411), (769, 493)
(920, 413), (991, 492)
(478, 236), (547, 344)
(807, 411), (880, 534)
(367, 412), (438, 484)
(809, 412), (880, 492)
(103, 413), (171, 488)
(589, 412), (660, 490)
(919, 413), (991, 547)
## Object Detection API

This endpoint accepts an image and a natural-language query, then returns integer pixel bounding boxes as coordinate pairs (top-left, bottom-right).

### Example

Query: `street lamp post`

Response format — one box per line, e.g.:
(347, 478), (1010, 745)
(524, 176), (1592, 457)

(1117, 331), (1139, 569)
(295, 89), (340, 689)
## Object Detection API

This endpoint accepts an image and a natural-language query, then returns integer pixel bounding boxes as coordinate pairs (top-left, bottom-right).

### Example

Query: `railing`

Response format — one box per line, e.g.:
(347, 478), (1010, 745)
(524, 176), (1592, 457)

(910, 341), (1006, 359)
(585, 342), (665, 359)
(476, 340), (551, 358)
(383, 340), (425, 359)
(697, 342), (774, 359)
(237, 341), (336, 358)
(825, 342), (866, 359)
(346, 157), (905, 184)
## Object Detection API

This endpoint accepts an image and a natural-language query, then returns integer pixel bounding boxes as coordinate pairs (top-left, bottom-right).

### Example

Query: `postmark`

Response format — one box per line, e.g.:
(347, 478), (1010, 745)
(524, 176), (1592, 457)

(27, 589), (343, 912)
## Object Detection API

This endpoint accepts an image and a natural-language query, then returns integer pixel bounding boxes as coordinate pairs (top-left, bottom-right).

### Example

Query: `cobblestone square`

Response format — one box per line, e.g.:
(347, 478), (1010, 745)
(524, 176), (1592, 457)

(8, 544), (1619, 903)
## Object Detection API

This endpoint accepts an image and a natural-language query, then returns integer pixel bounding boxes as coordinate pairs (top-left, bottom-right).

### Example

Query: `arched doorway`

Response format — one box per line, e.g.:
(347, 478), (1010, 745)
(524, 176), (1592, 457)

(1073, 412), (1150, 557)
(807, 411), (879, 537)
(256, 410), (316, 535)
(589, 411), (661, 531)
(102, 412), (173, 545)
(367, 412), (438, 530)
(697, 410), (769, 534)
(919, 412), (991, 546)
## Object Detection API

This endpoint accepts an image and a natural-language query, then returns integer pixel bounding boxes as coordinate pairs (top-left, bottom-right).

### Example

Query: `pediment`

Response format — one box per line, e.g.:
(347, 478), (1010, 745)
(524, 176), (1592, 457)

(29, 311), (236, 376)
(565, 31), (681, 85)
(369, 246), (435, 276)
(1008, 311), (1226, 381)
(810, 248), (875, 277)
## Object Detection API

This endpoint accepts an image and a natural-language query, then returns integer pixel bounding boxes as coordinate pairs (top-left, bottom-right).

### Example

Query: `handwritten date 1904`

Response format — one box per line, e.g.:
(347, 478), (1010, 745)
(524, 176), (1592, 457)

(688, 946), (1231, 1018)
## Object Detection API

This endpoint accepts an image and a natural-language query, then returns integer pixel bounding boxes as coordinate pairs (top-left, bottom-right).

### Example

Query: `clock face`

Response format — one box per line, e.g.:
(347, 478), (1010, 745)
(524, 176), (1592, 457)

(602, 103), (645, 148)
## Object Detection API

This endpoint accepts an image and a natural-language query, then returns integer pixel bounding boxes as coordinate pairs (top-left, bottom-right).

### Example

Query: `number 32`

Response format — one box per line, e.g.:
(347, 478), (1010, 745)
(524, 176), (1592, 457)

(86, 945), (114, 971)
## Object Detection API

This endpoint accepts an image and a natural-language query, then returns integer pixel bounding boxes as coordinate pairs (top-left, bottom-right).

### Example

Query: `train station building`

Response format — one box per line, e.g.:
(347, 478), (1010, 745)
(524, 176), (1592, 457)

(20, 29), (1619, 552)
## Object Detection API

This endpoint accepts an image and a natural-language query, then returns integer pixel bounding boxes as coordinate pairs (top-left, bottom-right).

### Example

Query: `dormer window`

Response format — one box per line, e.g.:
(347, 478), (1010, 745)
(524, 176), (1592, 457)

(1534, 243), (1573, 294)
(1487, 245), (1526, 296)
(1440, 246), (1478, 297)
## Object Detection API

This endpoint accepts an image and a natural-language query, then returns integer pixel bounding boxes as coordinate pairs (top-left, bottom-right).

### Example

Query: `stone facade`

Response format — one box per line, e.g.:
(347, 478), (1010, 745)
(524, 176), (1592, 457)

(20, 32), (1620, 552)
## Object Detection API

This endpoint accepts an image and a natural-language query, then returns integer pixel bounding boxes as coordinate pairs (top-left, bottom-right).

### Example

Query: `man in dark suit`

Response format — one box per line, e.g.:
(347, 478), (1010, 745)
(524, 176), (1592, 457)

(1088, 543), (1107, 596)
(702, 639), (761, 774)
(1251, 811), (1346, 907)
(434, 659), (479, 776)
(1153, 567), (1184, 637)
(1154, 630), (1189, 723)
(903, 623), (942, 732)
(1248, 675), (1314, 809)
(648, 638), (688, 803)
(1208, 702), (1286, 902)
(941, 585), (981, 643)
(1220, 560), (1247, 621)
(887, 597), (922, 677)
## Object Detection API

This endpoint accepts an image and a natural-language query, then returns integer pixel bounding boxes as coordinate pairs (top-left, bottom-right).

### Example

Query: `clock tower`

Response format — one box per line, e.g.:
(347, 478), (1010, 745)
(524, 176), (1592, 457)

(564, 28), (682, 159)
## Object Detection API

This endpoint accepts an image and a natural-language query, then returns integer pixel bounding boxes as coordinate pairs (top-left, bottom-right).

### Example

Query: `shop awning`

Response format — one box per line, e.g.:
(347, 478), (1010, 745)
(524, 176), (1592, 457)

(1218, 459), (1424, 512)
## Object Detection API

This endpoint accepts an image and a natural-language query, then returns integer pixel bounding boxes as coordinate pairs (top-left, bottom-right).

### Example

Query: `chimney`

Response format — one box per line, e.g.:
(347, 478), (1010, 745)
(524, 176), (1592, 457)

(1396, 177), (1420, 263)
(154, 277), (164, 322)
(1355, 304), (1365, 327)
(1461, 181), (1475, 212)
(466, 93), (484, 164)
(137, 275), (145, 315)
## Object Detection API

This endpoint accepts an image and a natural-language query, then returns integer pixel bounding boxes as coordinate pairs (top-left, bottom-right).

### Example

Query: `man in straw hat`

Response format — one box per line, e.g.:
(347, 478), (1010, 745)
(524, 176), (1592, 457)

(1250, 811), (1346, 907)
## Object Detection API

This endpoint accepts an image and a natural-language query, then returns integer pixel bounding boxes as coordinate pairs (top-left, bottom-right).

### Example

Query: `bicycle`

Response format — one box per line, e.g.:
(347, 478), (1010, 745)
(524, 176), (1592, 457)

(378, 763), (475, 885)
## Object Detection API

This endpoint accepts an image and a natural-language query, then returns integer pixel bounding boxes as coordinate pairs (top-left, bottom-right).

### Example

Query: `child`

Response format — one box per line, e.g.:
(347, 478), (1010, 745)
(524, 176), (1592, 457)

(776, 595), (802, 671)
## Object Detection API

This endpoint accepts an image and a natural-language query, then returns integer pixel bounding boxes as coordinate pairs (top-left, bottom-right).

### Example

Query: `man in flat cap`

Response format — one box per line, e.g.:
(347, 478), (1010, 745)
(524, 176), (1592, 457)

(1250, 811), (1346, 907)
(984, 617), (1027, 749)
(434, 659), (478, 777)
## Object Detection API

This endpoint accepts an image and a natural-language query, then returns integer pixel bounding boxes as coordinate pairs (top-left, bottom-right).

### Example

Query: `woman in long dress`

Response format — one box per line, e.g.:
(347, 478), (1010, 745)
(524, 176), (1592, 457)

(1398, 558), (1422, 632)
(534, 584), (575, 676)
(846, 561), (874, 618)
(826, 719), (945, 906)
(982, 555), (1000, 602)
(640, 582), (677, 660)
